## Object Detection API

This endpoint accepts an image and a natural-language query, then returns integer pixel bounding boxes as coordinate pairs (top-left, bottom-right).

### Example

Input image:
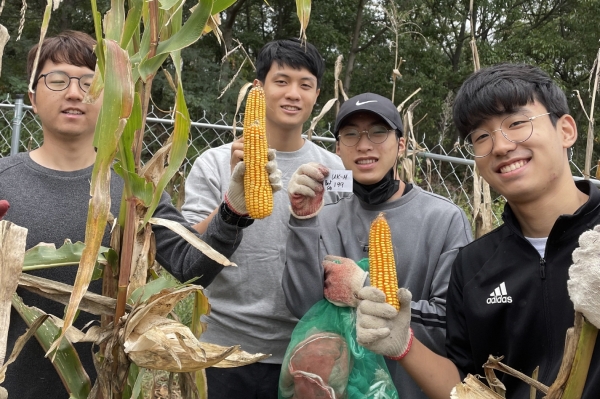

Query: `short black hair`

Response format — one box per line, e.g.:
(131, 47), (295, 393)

(453, 63), (570, 139)
(28, 30), (96, 89)
(255, 39), (325, 89)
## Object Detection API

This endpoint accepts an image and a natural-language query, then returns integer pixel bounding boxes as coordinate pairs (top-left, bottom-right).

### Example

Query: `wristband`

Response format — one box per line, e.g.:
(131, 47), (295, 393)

(219, 202), (254, 227)
(387, 328), (414, 361)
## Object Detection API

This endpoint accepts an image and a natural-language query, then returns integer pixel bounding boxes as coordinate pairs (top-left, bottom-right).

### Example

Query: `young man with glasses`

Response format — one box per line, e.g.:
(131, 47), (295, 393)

(354, 64), (600, 398)
(0, 30), (267, 398)
(282, 92), (472, 398)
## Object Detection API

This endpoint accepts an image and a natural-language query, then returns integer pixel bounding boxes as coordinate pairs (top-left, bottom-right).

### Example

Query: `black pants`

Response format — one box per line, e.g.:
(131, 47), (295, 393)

(205, 362), (281, 399)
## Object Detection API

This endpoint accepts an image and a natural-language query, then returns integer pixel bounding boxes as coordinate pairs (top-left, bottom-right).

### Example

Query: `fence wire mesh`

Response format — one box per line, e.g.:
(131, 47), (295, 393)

(0, 96), (595, 228)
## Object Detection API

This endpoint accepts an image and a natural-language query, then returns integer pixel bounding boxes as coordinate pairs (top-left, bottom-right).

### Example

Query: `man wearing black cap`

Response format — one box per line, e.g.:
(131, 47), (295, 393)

(282, 93), (472, 398)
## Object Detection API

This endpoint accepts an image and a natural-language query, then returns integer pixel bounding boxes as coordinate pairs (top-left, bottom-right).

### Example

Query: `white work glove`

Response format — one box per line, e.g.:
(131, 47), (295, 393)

(568, 225), (600, 329)
(323, 255), (368, 307)
(225, 149), (282, 216)
(356, 286), (414, 360)
(288, 162), (329, 219)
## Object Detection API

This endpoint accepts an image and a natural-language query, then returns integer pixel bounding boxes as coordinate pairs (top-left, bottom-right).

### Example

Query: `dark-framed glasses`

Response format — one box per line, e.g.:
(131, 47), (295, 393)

(464, 112), (552, 158)
(338, 125), (394, 147)
(36, 71), (95, 93)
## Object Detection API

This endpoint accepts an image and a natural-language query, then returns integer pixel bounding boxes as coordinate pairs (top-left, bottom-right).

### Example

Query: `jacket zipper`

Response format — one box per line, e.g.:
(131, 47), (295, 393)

(539, 258), (546, 279)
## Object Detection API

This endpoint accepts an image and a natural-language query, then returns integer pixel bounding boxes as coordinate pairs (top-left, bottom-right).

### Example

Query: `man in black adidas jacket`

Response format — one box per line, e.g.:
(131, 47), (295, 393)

(352, 63), (600, 399)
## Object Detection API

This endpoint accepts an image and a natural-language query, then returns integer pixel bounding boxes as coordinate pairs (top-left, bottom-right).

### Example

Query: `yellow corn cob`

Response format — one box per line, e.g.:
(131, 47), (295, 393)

(243, 86), (273, 219)
(369, 212), (400, 310)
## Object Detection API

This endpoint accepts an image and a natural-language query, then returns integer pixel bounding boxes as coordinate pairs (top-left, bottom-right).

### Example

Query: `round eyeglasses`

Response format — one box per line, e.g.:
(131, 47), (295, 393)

(464, 112), (552, 158)
(36, 71), (95, 93)
(338, 125), (394, 147)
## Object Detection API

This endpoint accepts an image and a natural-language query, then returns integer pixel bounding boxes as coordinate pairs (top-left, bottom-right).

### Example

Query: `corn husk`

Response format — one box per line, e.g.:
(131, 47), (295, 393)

(122, 285), (269, 372)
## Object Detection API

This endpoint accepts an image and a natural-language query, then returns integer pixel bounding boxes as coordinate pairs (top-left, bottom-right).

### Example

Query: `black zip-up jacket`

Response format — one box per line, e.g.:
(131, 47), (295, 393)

(446, 180), (600, 398)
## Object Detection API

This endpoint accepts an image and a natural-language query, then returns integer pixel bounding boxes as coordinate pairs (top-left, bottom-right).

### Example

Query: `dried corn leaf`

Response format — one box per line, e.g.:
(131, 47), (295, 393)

(207, 342), (270, 368)
(306, 98), (337, 141)
(124, 315), (237, 372)
(127, 223), (155, 298)
(124, 286), (201, 340)
(0, 221), (27, 367)
(451, 374), (505, 399)
(148, 217), (235, 267)
(0, 25), (9, 77)
(0, 313), (48, 383)
(18, 273), (127, 316)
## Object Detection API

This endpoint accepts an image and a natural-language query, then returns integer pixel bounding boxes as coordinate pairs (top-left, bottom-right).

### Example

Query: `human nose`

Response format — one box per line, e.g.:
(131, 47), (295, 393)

(490, 128), (517, 155)
(64, 77), (84, 99)
(285, 83), (301, 100)
(355, 131), (373, 150)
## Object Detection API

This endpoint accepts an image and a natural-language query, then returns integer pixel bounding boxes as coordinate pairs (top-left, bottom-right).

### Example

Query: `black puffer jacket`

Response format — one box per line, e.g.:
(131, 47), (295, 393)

(446, 180), (600, 398)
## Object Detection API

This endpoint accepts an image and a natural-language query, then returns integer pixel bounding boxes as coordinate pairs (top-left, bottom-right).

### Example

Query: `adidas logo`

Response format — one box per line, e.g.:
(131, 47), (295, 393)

(486, 282), (512, 304)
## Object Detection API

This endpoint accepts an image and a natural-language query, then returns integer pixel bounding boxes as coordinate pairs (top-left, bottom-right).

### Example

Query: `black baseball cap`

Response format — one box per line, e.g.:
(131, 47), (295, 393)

(334, 93), (404, 137)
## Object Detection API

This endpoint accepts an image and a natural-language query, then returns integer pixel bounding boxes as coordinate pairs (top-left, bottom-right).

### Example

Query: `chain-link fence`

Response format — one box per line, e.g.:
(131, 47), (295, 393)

(1, 95), (597, 227)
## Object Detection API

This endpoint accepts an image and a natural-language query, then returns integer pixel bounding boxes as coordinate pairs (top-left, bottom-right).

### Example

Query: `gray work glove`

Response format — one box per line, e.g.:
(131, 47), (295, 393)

(288, 162), (329, 219)
(323, 255), (368, 307)
(356, 286), (414, 359)
(568, 225), (600, 329)
(225, 149), (282, 215)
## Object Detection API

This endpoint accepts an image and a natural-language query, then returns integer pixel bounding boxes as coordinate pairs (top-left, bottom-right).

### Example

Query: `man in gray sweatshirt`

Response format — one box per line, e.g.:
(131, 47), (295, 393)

(182, 39), (344, 398)
(283, 93), (472, 398)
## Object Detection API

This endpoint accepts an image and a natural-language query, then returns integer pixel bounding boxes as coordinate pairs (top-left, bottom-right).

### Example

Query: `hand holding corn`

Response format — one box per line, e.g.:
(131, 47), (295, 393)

(288, 162), (330, 219)
(356, 286), (413, 359)
(225, 149), (282, 216)
(568, 225), (600, 329)
(323, 255), (368, 307)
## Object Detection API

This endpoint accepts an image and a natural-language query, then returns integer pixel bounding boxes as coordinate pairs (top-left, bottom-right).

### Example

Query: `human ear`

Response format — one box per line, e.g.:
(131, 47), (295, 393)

(397, 137), (406, 157)
(335, 141), (341, 156)
(28, 91), (37, 114)
(558, 114), (577, 148)
(253, 79), (262, 88)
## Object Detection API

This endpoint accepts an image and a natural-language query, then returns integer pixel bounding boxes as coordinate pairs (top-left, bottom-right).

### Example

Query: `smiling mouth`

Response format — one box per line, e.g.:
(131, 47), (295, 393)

(63, 110), (83, 115)
(281, 105), (300, 111)
(499, 159), (527, 174)
(356, 159), (377, 165)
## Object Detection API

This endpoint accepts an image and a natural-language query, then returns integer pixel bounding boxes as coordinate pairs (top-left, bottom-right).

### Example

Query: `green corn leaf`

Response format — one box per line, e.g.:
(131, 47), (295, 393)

(12, 294), (91, 399)
(90, 0), (106, 74)
(562, 318), (598, 398)
(127, 276), (180, 305)
(23, 241), (108, 280)
(143, 79), (190, 224)
(159, 0), (181, 10)
(213, 0), (236, 14)
(138, 0), (212, 80)
(104, 0), (126, 42)
(120, 0), (143, 49)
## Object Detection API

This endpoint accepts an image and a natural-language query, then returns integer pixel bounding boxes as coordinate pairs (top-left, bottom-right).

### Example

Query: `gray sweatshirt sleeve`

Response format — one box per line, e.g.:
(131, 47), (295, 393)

(409, 208), (472, 356)
(153, 191), (244, 286)
(182, 148), (226, 224)
(283, 215), (329, 318)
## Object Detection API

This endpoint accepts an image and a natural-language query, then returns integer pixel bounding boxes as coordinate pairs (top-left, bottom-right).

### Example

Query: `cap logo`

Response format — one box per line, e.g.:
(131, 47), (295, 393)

(356, 100), (377, 106)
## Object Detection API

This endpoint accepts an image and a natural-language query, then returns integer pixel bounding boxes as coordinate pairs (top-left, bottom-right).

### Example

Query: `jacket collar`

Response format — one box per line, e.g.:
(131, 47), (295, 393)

(502, 180), (600, 241)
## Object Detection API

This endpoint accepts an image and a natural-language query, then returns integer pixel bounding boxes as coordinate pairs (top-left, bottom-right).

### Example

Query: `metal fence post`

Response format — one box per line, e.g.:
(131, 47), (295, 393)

(10, 94), (24, 155)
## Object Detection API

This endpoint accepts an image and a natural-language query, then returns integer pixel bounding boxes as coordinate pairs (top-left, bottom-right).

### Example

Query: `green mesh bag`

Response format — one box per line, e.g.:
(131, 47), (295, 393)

(279, 258), (399, 399)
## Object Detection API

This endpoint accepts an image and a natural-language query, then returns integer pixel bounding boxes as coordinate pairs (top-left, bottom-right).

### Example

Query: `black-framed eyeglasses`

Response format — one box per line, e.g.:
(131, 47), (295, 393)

(337, 125), (395, 147)
(464, 112), (552, 158)
(36, 71), (95, 93)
